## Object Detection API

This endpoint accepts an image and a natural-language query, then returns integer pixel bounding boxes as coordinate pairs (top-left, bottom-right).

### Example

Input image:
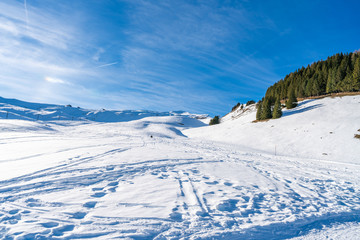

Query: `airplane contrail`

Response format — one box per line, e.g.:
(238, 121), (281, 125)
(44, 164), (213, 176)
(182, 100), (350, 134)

(24, 0), (29, 31)
(95, 62), (118, 68)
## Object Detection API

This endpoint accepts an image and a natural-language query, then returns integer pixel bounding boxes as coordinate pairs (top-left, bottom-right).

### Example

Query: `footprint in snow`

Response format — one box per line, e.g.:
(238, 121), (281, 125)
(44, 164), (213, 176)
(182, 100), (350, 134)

(83, 201), (97, 208)
(205, 181), (219, 185)
(52, 224), (75, 236)
(242, 196), (250, 202)
(169, 212), (182, 222)
(25, 198), (42, 207)
(196, 211), (209, 217)
(70, 212), (87, 219)
(106, 165), (115, 171)
(204, 191), (215, 195)
(9, 209), (20, 215)
(91, 192), (106, 198)
(158, 174), (169, 179)
(40, 222), (59, 228)
(17, 233), (48, 239)
(1, 214), (21, 225)
(217, 199), (239, 212)
(107, 182), (118, 186)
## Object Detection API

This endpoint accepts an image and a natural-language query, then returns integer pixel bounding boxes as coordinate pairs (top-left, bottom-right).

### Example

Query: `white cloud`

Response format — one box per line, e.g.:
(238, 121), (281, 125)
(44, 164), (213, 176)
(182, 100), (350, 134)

(44, 77), (66, 84)
(92, 48), (105, 61)
(0, 18), (20, 35)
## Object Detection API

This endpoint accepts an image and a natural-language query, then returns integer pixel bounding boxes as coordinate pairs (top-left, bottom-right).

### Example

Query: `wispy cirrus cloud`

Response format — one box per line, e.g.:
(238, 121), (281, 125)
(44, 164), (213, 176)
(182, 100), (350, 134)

(0, 0), (283, 115)
(0, 1), (102, 106)
(111, 0), (281, 113)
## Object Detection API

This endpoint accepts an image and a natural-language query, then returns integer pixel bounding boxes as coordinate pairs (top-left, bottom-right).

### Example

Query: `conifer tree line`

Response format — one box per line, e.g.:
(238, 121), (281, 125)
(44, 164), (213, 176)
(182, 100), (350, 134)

(256, 51), (360, 121)
(265, 52), (360, 102)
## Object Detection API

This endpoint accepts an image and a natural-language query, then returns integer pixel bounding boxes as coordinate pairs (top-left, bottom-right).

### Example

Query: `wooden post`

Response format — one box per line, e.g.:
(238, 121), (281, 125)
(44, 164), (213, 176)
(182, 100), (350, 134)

(275, 145), (277, 156)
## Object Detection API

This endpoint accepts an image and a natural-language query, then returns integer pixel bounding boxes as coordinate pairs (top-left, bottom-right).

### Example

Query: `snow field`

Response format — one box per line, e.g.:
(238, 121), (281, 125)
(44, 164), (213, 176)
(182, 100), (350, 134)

(0, 95), (359, 239)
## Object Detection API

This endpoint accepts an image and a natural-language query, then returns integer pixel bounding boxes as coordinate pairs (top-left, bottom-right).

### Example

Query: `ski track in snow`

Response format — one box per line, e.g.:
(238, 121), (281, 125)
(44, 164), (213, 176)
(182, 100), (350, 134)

(0, 121), (359, 239)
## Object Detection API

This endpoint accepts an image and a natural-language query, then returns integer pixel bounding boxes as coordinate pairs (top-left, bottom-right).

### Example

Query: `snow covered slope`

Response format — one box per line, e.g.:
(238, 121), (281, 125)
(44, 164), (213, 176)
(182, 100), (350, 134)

(185, 95), (360, 163)
(220, 103), (257, 123)
(0, 95), (359, 239)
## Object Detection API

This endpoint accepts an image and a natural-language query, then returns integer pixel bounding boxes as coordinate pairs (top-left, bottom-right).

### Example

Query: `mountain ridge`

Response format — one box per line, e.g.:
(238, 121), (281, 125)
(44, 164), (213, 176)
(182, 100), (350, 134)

(0, 96), (209, 123)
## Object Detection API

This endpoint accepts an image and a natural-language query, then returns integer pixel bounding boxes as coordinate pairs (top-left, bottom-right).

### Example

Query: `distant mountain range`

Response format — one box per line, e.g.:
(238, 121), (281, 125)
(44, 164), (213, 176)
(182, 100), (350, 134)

(0, 96), (208, 123)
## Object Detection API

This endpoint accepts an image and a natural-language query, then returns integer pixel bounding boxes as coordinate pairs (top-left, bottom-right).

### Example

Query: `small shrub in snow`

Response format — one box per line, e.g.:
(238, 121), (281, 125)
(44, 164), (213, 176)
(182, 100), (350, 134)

(231, 103), (240, 112)
(209, 116), (220, 125)
(246, 100), (255, 106)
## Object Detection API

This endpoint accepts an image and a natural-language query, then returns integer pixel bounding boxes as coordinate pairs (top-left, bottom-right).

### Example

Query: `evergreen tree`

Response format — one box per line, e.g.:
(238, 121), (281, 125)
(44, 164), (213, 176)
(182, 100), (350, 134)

(286, 88), (297, 109)
(297, 82), (306, 98)
(256, 101), (262, 120)
(312, 79), (321, 96)
(261, 98), (272, 120)
(272, 97), (282, 119)
(353, 58), (360, 90)
(305, 79), (313, 96)
(335, 58), (348, 91)
(209, 116), (220, 125)
(326, 69), (336, 93)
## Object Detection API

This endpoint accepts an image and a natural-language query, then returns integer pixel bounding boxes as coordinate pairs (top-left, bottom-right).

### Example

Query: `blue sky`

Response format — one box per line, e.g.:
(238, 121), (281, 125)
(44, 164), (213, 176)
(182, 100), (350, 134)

(0, 0), (359, 116)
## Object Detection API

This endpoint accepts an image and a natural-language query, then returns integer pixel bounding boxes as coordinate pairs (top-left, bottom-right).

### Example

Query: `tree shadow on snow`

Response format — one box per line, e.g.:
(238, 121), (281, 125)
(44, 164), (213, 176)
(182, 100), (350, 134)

(208, 209), (360, 240)
(282, 100), (323, 118)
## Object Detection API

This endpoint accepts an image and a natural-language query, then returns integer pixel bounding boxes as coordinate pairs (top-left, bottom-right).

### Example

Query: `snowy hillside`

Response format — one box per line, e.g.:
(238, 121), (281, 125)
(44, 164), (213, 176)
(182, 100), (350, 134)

(186, 95), (360, 163)
(0, 96), (360, 239)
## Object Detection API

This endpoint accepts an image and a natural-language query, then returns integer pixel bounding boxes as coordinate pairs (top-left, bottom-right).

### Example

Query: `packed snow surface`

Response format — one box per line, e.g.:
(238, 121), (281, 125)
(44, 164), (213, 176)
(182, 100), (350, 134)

(0, 96), (359, 239)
